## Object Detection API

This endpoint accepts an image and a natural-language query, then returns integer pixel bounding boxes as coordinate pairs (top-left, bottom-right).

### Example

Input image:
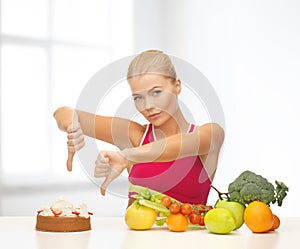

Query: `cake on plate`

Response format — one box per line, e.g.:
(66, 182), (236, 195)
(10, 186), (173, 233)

(35, 197), (92, 232)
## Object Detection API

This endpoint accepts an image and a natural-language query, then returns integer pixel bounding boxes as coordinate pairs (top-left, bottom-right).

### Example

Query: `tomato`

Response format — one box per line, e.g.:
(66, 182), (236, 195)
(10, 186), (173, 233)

(161, 196), (172, 208)
(205, 205), (213, 211)
(180, 203), (192, 215)
(198, 215), (205, 226)
(169, 202), (181, 214)
(195, 204), (207, 214)
(189, 213), (201, 224)
(193, 204), (213, 215)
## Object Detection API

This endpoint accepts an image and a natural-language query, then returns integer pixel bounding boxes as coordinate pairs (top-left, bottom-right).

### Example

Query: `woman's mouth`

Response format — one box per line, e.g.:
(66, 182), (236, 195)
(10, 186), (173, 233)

(148, 112), (161, 119)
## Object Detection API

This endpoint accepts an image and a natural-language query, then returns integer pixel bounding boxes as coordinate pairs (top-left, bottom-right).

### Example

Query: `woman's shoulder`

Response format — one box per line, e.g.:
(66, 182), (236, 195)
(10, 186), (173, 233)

(196, 122), (224, 131)
(195, 122), (225, 142)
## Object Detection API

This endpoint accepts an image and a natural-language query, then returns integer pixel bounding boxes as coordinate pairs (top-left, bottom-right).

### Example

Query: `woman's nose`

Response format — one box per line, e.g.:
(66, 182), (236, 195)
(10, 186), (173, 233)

(144, 96), (155, 110)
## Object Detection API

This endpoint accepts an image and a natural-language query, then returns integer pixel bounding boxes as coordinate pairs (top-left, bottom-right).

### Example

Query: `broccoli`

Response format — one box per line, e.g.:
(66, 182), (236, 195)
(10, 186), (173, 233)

(227, 170), (289, 206)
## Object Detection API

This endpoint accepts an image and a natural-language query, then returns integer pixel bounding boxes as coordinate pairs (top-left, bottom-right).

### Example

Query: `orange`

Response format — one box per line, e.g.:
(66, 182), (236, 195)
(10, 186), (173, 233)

(167, 213), (188, 232)
(244, 201), (274, 233)
(269, 214), (280, 231)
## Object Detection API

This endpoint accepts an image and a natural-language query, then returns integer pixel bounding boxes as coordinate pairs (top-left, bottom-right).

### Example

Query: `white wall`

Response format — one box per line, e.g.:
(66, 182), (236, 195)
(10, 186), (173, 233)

(132, 0), (164, 51)
(148, 0), (299, 217)
(1, 0), (299, 217)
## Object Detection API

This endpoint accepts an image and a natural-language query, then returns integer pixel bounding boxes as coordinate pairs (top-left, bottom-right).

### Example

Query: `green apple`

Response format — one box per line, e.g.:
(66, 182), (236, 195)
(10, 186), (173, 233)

(215, 200), (245, 229)
(204, 208), (236, 234)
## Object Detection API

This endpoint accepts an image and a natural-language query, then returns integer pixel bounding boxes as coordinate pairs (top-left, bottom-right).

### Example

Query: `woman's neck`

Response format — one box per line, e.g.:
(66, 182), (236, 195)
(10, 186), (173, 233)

(153, 109), (190, 139)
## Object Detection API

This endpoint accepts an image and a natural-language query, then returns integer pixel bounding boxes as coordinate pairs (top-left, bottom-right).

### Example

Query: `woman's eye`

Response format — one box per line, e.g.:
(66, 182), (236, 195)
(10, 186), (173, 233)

(133, 96), (142, 101)
(152, 90), (162, 96)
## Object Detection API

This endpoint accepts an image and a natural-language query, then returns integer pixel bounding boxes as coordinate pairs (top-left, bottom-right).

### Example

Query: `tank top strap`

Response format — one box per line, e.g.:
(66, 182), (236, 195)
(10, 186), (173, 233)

(188, 123), (196, 133)
(140, 124), (154, 146)
(141, 123), (196, 146)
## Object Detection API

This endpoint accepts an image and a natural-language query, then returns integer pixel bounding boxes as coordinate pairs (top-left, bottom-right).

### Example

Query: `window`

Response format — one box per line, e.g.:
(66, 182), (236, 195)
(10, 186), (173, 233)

(0, 0), (133, 186)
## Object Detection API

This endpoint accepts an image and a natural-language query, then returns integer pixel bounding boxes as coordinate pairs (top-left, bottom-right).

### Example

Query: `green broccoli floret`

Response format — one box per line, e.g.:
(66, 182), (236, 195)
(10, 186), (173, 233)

(274, 181), (289, 206)
(228, 170), (288, 206)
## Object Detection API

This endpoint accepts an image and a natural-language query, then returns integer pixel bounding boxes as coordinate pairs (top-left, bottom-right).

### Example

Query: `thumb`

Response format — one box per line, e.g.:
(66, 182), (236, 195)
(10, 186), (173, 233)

(100, 151), (109, 163)
(100, 177), (111, 196)
(67, 150), (75, 172)
(100, 169), (120, 196)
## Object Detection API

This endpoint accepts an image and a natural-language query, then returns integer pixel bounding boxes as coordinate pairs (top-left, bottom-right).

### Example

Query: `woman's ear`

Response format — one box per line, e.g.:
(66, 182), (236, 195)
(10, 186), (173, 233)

(175, 78), (182, 95)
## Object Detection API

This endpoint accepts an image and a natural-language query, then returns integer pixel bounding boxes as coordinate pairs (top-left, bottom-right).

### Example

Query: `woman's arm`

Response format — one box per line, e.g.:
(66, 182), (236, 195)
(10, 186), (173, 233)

(95, 123), (224, 195)
(53, 106), (145, 171)
(121, 123), (224, 163)
(53, 106), (145, 148)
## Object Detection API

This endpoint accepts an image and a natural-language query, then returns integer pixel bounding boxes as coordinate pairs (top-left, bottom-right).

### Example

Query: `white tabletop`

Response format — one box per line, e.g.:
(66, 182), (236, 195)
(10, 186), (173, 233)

(0, 216), (299, 249)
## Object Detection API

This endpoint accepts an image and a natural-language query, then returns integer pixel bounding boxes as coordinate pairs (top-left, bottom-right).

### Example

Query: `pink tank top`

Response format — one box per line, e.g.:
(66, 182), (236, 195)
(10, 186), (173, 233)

(129, 124), (212, 204)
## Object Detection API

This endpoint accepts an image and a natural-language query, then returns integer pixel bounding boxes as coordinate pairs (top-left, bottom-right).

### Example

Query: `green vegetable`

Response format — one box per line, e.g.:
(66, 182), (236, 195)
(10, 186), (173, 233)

(155, 217), (167, 226)
(129, 183), (166, 201)
(275, 181), (289, 206)
(138, 199), (170, 214)
(228, 170), (288, 206)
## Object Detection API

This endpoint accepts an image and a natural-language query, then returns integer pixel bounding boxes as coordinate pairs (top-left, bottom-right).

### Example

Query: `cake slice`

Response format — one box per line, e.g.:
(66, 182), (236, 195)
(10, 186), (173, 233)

(35, 197), (92, 232)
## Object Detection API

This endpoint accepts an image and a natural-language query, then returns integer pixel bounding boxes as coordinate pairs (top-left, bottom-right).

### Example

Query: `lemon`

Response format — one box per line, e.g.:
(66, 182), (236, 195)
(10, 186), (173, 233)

(125, 203), (157, 230)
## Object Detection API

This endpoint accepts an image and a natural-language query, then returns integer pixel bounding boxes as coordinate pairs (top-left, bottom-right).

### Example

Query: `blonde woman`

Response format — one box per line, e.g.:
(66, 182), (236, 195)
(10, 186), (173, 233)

(54, 50), (224, 205)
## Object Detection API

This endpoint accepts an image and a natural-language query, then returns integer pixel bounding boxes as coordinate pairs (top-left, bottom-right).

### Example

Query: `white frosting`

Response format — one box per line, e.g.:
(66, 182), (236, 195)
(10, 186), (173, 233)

(79, 203), (89, 218)
(39, 207), (54, 216)
(38, 196), (90, 218)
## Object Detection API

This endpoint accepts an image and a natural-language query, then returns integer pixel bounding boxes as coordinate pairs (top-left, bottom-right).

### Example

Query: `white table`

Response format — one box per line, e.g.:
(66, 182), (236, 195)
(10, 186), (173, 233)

(0, 217), (299, 249)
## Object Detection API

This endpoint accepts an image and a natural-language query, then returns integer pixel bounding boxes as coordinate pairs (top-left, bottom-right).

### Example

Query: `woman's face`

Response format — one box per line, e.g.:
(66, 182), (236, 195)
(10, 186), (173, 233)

(128, 74), (181, 126)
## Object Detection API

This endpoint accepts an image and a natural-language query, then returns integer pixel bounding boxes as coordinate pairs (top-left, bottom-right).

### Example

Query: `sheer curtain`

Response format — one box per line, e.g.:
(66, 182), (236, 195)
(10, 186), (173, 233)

(0, 0), (133, 215)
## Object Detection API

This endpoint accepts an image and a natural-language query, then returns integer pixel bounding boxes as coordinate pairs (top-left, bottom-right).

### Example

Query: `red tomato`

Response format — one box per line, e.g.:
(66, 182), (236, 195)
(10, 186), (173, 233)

(198, 215), (205, 226)
(161, 196), (172, 208)
(196, 204), (207, 214)
(180, 203), (192, 215)
(205, 205), (213, 211)
(189, 213), (201, 224)
(169, 202), (181, 214)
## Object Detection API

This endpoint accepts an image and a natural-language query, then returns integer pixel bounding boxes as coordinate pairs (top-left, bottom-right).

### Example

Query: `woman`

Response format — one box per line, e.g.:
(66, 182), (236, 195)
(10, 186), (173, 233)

(54, 50), (224, 205)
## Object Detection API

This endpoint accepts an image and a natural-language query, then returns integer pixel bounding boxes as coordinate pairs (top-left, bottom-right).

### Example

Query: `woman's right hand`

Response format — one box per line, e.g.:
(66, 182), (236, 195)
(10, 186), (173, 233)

(66, 112), (85, 171)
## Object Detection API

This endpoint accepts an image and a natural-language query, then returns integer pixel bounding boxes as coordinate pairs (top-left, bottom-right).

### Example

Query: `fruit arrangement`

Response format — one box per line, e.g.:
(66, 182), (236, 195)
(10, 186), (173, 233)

(125, 170), (288, 234)
(125, 183), (212, 232)
(211, 170), (288, 233)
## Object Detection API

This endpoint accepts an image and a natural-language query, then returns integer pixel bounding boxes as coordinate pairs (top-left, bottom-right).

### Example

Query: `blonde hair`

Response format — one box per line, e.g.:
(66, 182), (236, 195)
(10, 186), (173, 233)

(127, 50), (177, 80)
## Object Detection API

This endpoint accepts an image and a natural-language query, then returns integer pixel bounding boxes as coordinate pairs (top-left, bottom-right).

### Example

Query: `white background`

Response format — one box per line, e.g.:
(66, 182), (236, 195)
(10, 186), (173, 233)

(132, 0), (300, 218)
(0, 0), (299, 217)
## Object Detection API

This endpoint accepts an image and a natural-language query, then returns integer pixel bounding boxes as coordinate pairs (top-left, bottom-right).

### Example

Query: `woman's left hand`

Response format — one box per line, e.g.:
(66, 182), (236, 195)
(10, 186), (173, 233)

(94, 150), (133, 196)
